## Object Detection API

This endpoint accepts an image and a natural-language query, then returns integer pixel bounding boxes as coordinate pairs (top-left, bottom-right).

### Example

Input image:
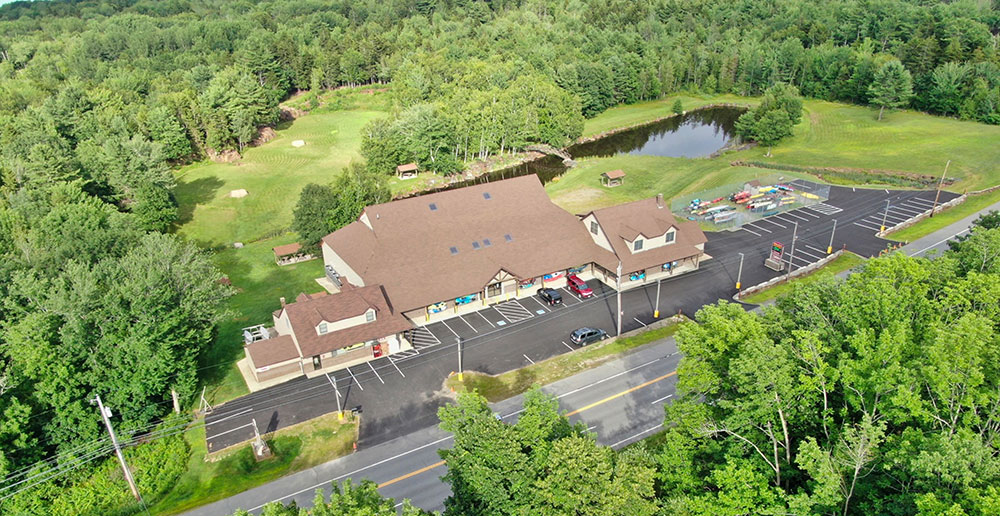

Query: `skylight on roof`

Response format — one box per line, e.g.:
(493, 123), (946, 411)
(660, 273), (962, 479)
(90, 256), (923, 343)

(483, 192), (491, 199)
(483, 238), (492, 246)
(504, 234), (513, 242)
(449, 246), (459, 254)
(429, 203), (438, 211)
(472, 241), (481, 250)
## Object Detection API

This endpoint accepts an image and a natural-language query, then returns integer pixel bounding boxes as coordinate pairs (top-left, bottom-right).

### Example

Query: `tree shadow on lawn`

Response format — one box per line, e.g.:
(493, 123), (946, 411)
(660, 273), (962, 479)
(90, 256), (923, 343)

(174, 175), (225, 227)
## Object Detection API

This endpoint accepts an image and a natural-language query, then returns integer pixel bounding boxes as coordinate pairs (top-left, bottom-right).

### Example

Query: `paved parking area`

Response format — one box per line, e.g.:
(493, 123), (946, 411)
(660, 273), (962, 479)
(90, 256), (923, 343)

(203, 181), (960, 453)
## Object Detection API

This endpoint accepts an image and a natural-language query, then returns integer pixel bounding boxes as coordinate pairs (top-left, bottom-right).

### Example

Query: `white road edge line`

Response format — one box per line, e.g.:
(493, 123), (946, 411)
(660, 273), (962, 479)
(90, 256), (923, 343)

(346, 367), (364, 391)
(650, 393), (674, 404)
(368, 361), (385, 384)
(205, 407), (254, 426)
(910, 228), (970, 257)
(610, 424), (664, 448)
(249, 435), (456, 510)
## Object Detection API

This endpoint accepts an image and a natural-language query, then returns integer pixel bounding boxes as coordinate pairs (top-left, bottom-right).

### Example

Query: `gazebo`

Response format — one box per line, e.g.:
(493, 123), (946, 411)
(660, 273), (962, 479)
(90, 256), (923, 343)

(396, 163), (419, 180)
(272, 243), (314, 266)
(601, 169), (626, 187)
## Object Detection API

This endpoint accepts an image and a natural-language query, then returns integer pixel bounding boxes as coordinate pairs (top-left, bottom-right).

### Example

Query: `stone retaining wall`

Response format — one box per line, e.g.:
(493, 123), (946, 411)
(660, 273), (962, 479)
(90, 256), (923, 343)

(735, 249), (845, 301)
(878, 194), (967, 238)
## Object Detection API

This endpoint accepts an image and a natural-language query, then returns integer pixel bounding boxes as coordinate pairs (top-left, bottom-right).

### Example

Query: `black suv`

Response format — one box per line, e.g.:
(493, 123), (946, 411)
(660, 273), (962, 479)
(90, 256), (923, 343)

(570, 327), (608, 346)
(537, 287), (563, 306)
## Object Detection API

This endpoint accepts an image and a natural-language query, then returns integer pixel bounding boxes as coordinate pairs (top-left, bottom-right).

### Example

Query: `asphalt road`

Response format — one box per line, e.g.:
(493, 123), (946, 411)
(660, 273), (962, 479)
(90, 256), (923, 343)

(187, 331), (684, 516)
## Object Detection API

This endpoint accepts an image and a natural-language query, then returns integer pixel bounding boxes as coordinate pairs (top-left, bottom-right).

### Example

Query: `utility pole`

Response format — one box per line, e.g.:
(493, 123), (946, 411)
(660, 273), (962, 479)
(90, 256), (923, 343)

(615, 261), (623, 336)
(92, 395), (141, 501)
(456, 337), (463, 382)
(931, 160), (950, 217)
(786, 221), (799, 276)
(827, 219), (837, 254)
(653, 277), (662, 318)
(325, 373), (343, 421)
(736, 252), (745, 290)
(880, 200), (890, 233)
(171, 388), (180, 414)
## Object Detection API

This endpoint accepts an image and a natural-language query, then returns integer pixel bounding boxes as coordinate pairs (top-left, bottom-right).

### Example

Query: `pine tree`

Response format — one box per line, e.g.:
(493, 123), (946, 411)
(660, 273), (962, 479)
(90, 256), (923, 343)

(868, 60), (913, 121)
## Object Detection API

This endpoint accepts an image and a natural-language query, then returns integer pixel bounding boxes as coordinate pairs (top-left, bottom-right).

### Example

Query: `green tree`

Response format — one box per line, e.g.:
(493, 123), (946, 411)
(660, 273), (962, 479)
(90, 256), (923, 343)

(868, 59), (914, 121)
(672, 98), (683, 115)
(147, 105), (192, 161)
(326, 163), (391, 231)
(292, 183), (338, 247)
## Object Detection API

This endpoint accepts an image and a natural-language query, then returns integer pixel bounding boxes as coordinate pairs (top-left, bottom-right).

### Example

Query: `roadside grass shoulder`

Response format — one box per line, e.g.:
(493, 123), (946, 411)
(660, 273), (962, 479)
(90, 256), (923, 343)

(738, 252), (866, 306)
(149, 413), (358, 516)
(888, 189), (1000, 243)
(200, 234), (325, 406)
(447, 323), (682, 403)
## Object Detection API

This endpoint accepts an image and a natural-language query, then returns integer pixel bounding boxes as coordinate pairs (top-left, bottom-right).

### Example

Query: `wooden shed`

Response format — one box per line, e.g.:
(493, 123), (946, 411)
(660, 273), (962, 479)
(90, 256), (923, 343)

(601, 169), (626, 187)
(396, 163), (419, 179)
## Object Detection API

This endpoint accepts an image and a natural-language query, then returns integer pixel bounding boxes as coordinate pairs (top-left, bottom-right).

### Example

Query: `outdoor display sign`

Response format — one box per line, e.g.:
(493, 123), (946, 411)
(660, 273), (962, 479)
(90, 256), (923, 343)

(771, 241), (784, 261)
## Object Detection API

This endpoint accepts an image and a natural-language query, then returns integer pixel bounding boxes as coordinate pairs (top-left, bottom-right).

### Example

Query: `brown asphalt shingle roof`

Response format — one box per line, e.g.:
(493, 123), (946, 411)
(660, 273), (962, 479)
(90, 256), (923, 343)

(397, 163), (418, 172)
(272, 242), (302, 257)
(586, 197), (707, 275)
(602, 169), (626, 179)
(279, 285), (412, 358)
(246, 335), (299, 369)
(323, 175), (616, 312)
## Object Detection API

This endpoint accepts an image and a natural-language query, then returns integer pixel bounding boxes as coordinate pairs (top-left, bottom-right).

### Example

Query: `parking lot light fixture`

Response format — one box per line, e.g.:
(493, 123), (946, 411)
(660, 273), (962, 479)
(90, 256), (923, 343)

(654, 277), (662, 318)
(828, 219), (837, 254)
(736, 252), (745, 290)
(456, 337), (463, 382)
(616, 261), (622, 337)
(881, 200), (890, 233)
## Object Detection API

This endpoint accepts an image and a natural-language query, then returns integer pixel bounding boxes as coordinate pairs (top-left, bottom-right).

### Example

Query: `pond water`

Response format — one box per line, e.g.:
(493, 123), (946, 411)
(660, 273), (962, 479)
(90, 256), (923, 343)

(404, 105), (745, 196)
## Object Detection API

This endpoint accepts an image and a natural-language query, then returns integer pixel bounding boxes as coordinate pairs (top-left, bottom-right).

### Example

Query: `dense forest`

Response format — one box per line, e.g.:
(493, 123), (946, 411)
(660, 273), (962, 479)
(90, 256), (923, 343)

(0, 0), (999, 512)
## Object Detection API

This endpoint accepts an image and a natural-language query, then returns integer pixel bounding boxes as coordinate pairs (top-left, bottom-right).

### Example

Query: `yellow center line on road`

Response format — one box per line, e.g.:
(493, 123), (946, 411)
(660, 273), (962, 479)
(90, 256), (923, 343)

(377, 370), (677, 489)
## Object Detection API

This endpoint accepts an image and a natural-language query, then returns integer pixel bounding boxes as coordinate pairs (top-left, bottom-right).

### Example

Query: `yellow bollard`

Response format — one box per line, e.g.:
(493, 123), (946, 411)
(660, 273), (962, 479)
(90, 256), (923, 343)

(653, 310), (660, 318)
(338, 411), (344, 422)
(735, 281), (741, 290)
(458, 372), (464, 381)
(827, 246), (832, 254)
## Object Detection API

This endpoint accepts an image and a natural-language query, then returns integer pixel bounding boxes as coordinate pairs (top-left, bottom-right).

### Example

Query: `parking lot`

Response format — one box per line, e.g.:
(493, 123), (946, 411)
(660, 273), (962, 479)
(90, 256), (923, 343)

(203, 180), (960, 453)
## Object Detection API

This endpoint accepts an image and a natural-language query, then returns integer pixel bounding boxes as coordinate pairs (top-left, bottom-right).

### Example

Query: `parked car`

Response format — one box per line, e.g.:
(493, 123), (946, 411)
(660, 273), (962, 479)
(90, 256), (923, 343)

(566, 275), (594, 298)
(570, 327), (608, 346)
(537, 287), (562, 306)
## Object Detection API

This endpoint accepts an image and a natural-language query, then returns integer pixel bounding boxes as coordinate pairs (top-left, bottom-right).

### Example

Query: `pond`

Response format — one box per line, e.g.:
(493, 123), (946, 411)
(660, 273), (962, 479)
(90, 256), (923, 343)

(403, 105), (745, 196)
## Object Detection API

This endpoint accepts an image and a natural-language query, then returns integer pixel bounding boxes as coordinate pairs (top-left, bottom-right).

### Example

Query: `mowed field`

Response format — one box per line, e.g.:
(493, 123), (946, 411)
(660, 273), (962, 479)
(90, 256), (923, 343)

(174, 100), (386, 247)
(551, 98), (1000, 214)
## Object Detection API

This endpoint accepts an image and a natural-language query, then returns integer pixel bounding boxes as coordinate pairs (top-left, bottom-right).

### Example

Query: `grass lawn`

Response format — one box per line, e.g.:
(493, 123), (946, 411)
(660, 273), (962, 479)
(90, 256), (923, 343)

(582, 93), (755, 138)
(739, 252), (866, 305)
(888, 189), (1000, 243)
(149, 413), (358, 515)
(557, 97), (1000, 215)
(199, 233), (325, 405)
(447, 323), (681, 402)
(546, 155), (812, 215)
(173, 94), (387, 248)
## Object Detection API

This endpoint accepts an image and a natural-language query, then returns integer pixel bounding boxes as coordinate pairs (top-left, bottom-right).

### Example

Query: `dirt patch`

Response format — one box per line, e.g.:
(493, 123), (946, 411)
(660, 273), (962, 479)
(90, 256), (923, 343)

(254, 127), (277, 146)
(280, 106), (306, 121)
(207, 149), (241, 163)
(551, 187), (609, 214)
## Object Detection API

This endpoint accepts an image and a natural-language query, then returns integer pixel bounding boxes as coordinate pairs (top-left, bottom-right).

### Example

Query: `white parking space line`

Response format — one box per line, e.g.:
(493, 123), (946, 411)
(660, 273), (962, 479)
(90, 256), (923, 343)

(457, 315), (478, 333)
(561, 341), (574, 351)
(633, 317), (647, 328)
(892, 205), (926, 216)
(883, 213), (910, 223)
(786, 254), (814, 267)
(389, 357), (405, 378)
(772, 214), (797, 224)
(368, 361), (385, 384)
(805, 244), (827, 255)
(559, 287), (581, 304)
(650, 393), (673, 404)
(475, 311), (495, 328)
(346, 367), (364, 391)
(793, 209), (821, 218)
(523, 354), (535, 365)
(782, 211), (810, 221)
(746, 223), (772, 233)
(796, 247), (824, 261)
(855, 221), (882, 231)
(206, 407), (254, 426)
(440, 319), (461, 338)
(524, 295), (551, 312)
(490, 305), (512, 322)
(742, 227), (762, 237)
(206, 422), (255, 442)
(792, 180), (815, 190)
(760, 218), (787, 229)
(906, 198), (937, 208)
